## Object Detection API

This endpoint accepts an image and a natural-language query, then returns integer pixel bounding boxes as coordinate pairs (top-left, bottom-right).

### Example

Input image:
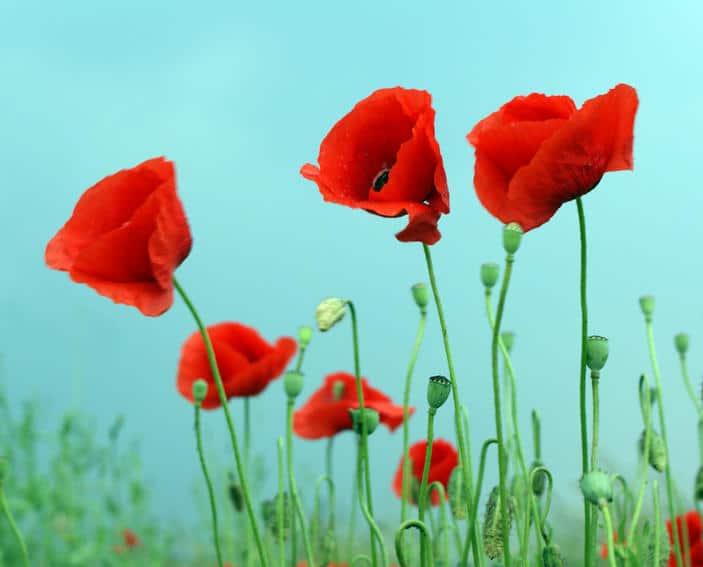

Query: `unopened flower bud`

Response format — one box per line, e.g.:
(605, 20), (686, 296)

(411, 283), (429, 311)
(585, 336), (609, 372)
(427, 375), (451, 410)
(639, 429), (667, 472)
(480, 263), (500, 289)
(530, 460), (547, 497)
(227, 473), (243, 512)
(483, 486), (514, 560)
(579, 470), (613, 506)
(695, 467), (703, 501)
(283, 371), (304, 399)
(315, 297), (347, 332)
(192, 379), (208, 404)
(639, 295), (655, 320)
(542, 543), (567, 567)
(298, 325), (313, 349)
(349, 408), (379, 436)
(675, 333), (689, 356)
(503, 222), (523, 255)
(261, 492), (291, 539)
(501, 331), (515, 353)
(448, 466), (469, 520)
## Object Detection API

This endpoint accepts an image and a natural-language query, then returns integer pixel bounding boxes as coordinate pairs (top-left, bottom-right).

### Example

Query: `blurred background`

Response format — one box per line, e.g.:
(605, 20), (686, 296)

(1, 0), (702, 545)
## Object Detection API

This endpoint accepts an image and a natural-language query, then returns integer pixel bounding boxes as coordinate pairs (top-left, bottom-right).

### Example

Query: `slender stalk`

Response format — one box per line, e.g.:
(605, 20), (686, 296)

(644, 315), (684, 567)
(356, 437), (388, 567)
(421, 245), (473, 535)
(346, 461), (359, 561)
(418, 408), (437, 567)
(590, 371), (601, 471)
(600, 504), (618, 567)
(426, 482), (450, 565)
(194, 401), (224, 567)
(244, 397), (252, 567)
(347, 301), (378, 567)
(532, 410), (541, 461)
(395, 520), (433, 567)
(627, 375), (651, 544)
(277, 438), (285, 567)
(678, 352), (703, 419)
(173, 277), (267, 566)
(325, 437), (338, 563)
(402, 311), (428, 524)
(0, 488), (29, 567)
(462, 407), (482, 566)
(653, 480), (662, 567)
(286, 398), (315, 566)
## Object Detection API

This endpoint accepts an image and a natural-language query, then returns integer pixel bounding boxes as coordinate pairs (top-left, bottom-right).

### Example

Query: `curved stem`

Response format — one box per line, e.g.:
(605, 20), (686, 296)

(600, 504), (618, 567)
(627, 375), (652, 544)
(401, 311), (427, 524)
(0, 487), (29, 567)
(173, 277), (267, 566)
(277, 438), (286, 567)
(418, 408), (437, 567)
(286, 399), (315, 566)
(425, 482), (450, 565)
(679, 353), (703, 420)
(351, 554), (373, 567)
(575, 198), (592, 567)
(528, 466), (552, 544)
(356, 437), (388, 567)
(644, 316), (684, 567)
(194, 402), (224, 567)
(395, 520), (433, 567)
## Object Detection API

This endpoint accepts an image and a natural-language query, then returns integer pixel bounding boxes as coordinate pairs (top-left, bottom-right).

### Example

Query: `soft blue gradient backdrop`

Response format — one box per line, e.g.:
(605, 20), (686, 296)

(3, 0), (703, 532)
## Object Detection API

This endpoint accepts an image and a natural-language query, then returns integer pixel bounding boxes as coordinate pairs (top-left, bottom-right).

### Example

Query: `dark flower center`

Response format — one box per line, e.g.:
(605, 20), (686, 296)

(372, 168), (390, 192)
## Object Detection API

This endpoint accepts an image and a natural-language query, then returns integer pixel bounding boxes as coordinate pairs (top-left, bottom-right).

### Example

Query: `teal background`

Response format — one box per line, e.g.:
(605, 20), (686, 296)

(2, 0), (702, 531)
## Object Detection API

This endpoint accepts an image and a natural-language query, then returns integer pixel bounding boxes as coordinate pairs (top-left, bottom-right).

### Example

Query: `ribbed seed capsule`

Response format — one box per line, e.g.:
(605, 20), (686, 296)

(639, 429), (667, 472)
(448, 466), (469, 520)
(482, 486), (513, 560)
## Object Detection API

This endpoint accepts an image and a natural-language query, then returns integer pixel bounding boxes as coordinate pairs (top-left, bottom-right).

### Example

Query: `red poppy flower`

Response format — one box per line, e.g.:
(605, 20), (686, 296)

(45, 157), (192, 316)
(393, 438), (458, 506)
(301, 87), (449, 245)
(467, 84), (638, 232)
(177, 322), (297, 409)
(122, 528), (140, 548)
(293, 372), (411, 439)
(667, 510), (703, 567)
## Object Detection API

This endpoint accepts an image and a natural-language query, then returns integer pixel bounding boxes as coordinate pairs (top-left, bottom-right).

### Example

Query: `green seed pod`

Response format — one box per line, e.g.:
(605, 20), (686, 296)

(448, 466), (469, 520)
(501, 331), (515, 353)
(674, 332), (689, 356)
(482, 486), (513, 560)
(261, 492), (291, 540)
(585, 336), (609, 372)
(530, 460), (547, 497)
(298, 325), (313, 349)
(639, 429), (667, 472)
(283, 370), (304, 399)
(427, 375), (451, 410)
(579, 470), (613, 506)
(639, 295), (655, 319)
(480, 263), (500, 290)
(411, 283), (429, 311)
(192, 379), (208, 404)
(503, 222), (523, 255)
(315, 297), (347, 332)
(542, 542), (567, 567)
(349, 408), (380, 436)
(694, 467), (703, 501)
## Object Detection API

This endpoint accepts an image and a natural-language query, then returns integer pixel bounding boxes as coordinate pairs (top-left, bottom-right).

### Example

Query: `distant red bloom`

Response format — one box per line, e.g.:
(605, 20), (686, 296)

(599, 530), (623, 559)
(177, 322), (297, 409)
(301, 87), (449, 245)
(467, 84), (638, 232)
(45, 157), (192, 316)
(293, 372), (411, 439)
(667, 510), (703, 566)
(122, 528), (140, 548)
(393, 438), (458, 506)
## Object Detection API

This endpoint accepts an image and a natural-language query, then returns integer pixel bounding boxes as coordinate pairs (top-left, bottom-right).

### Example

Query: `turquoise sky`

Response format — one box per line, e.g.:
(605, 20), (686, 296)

(3, 0), (703, 536)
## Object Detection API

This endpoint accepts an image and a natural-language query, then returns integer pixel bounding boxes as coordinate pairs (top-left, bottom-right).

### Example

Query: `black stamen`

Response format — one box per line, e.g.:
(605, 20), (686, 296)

(372, 168), (390, 192)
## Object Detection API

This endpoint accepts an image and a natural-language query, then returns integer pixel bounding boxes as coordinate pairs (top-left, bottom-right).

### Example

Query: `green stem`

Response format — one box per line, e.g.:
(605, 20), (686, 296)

(627, 375), (652, 543)
(644, 316), (684, 567)
(346, 463), (359, 561)
(600, 504), (618, 567)
(0, 487), (29, 567)
(679, 353), (703, 420)
(422, 244), (476, 561)
(462, 407), (482, 566)
(286, 399), (315, 566)
(313, 475), (336, 563)
(532, 410), (541, 461)
(698, 420), (703, 466)
(590, 371), (600, 471)
(395, 520), (433, 567)
(418, 408), (437, 567)
(462, 438), (497, 566)
(173, 277), (267, 566)
(356, 437), (388, 567)
(244, 397), (253, 567)
(194, 401), (224, 567)
(576, 198), (592, 567)
(653, 479), (662, 567)
(277, 438), (285, 567)
(325, 437), (338, 563)
(490, 252), (515, 567)
(295, 345), (306, 373)
(426, 482), (450, 565)
(347, 301), (378, 567)
(402, 311), (428, 525)
(528, 466), (552, 544)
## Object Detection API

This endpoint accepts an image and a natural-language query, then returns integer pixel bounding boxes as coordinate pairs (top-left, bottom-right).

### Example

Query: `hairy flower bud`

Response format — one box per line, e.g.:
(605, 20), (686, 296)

(530, 460), (547, 497)
(579, 470), (613, 506)
(639, 295), (655, 320)
(315, 297), (347, 332)
(448, 466), (469, 520)
(298, 325), (313, 349)
(542, 543), (567, 567)
(695, 467), (703, 501)
(503, 222), (524, 255)
(639, 429), (667, 472)
(480, 263), (500, 289)
(192, 379), (208, 404)
(227, 473), (243, 512)
(482, 486), (514, 560)
(427, 375), (451, 410)
(261, 492), (291, 539)
(411, 283), (429, 311)
(675, 333), (689, 356)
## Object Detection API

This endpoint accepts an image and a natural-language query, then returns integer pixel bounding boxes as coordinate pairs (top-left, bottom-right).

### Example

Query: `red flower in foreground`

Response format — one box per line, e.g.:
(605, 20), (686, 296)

(467, 84), (638, 232)
(666, 510), (703, 566)
(293, 372), (411, 439)
(45, 157), (192, 316)
(177, 322), (297, 409)
(301, 87), (449, 245)
(393, 438), (458, 506)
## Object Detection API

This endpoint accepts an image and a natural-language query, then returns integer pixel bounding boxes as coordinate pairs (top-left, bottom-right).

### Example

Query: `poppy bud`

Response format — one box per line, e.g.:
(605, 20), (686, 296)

(448, 466), (469, 520)
(427, 375), (451, 410)
(542, 543), (567, 567)
(639, 430), (667, 472)
(192, 379), (208, 404)
(332, 380), (345, 401)
(298, 325), (313, 349)
(585, 336), (609, 372)
(315, 297), (347, 332)
(480, 263), (500, 289)
(579, 470), (613, 506)
(639, 295), (655, 320)
(503, 222), (524, 255)
(501, 331), (515, 353)
(349, 408), (380, 436)
(283, 371), (304, 399)
(675, 333), (689, 356)
(482, 486), (514, 560)
(261, 492), (291, 539)
(695, 467), (703, 501)
(411, 283), (429, 311)
(530, 460), (547, 497)
(227, 473), (244, 512)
